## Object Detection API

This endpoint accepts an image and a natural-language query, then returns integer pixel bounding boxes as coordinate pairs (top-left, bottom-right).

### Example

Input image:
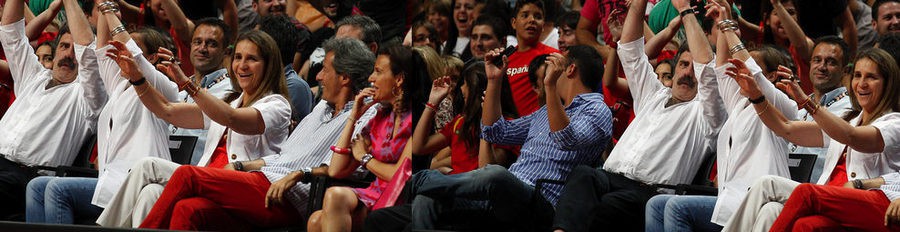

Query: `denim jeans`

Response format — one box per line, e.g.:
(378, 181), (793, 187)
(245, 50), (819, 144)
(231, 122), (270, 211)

(26, 176), (103, 224)
(646, 194), (723, 232)
(410, 165), (553, 231)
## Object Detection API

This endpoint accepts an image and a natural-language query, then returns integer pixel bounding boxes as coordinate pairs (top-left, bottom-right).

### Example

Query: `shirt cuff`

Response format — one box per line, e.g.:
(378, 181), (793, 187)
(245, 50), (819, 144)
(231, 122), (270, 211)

(883, 172), (900, 186)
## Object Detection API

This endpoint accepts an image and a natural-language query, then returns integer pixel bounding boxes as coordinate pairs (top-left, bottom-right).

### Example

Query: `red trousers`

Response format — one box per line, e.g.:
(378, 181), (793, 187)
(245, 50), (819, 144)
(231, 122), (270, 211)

(139, 166), (302, 230)
(770, 183), (900, 232)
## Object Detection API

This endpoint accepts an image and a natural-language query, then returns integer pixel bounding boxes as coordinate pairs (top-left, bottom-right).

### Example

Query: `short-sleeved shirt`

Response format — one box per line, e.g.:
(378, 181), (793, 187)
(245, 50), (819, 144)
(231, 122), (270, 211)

(505, 43), (558, 116)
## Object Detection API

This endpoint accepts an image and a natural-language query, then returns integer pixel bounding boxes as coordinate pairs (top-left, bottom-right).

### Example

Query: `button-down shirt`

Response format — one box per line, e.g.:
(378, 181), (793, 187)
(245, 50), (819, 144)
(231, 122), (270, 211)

(792, 87), (852, 183)
(172, 68), (232, 165)
(604, 38), (726, 186)
(259, 100), (371, 215)
(482, 93), (612, 205)
(712, 57), (795, 225)
(92, 39), (178, 208)
(0, 19), (105, 168)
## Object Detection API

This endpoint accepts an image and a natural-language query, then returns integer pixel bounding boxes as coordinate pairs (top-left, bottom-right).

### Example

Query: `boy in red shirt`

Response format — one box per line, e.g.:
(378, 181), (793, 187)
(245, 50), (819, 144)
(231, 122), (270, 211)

(504, 0), (558, 116)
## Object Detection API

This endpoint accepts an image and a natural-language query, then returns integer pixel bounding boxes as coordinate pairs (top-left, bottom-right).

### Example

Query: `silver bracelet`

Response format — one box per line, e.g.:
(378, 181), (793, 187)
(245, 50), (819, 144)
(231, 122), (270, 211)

(729, 43), (746, 55)
(111, 25), (128, 36)
(359, 153), (374, 170)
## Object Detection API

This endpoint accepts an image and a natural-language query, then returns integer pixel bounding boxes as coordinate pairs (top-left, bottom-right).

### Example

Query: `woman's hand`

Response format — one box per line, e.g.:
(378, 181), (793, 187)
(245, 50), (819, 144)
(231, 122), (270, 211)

(154, 47), (191, 86)
(351, 88), (377, 120)
(772, 65), (810, 104)
(351, 134), (371, 161)
(606, 8), (624, 43)
(704, 0), (729, 22)
(724, 58), (763, 99)
(105, 40), (142, 82)
(428, 76), (453, 104)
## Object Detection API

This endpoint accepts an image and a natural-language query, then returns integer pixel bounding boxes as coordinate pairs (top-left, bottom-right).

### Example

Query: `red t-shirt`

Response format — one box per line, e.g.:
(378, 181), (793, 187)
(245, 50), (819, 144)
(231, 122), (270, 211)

(505, 43), (558, 116)
(580, 0), (628, 45)
(206, 131), (229, 169)
(440, 116), (478, 174)
(825, 149), (849, 187)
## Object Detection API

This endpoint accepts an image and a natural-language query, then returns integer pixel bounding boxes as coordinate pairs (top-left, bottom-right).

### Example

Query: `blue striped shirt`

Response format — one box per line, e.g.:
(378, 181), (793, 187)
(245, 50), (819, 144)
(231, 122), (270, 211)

(482, 93), (612, 205)
(258, 100), (354, 215)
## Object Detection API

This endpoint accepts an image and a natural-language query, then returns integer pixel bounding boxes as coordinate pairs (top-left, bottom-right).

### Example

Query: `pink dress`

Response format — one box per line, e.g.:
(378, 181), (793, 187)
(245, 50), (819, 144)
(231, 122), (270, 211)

(352, 110), (413, 208)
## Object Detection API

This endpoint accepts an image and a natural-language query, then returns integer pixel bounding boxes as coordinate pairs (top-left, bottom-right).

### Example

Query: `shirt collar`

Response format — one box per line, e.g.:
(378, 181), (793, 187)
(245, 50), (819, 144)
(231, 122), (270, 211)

(567, 92), (605, 109)
(199, 68), (227, 87)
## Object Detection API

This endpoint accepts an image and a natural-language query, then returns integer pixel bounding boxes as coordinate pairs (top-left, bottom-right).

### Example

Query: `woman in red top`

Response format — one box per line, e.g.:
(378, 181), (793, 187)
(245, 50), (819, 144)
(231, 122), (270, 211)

(412, 61), (515, 175)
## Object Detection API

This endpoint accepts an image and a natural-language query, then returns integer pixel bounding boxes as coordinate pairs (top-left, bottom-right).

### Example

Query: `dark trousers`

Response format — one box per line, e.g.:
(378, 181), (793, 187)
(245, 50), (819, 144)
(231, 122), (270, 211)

(553, 165), (660, 232)
(364, 204), (412, 232)
(0, 156), (39, 221)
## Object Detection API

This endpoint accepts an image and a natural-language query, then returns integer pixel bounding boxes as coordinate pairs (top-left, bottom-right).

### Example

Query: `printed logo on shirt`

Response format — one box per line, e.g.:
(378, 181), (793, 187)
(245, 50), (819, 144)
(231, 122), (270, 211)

(507, 66), (528, 77)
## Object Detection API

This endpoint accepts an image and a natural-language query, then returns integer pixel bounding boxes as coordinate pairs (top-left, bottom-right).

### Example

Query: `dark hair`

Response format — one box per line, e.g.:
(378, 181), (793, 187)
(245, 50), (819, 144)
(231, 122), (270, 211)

(472, 15), (509, 41)
(675, 42), (691, 66)
(527, 54), (549, 88)
(813, 35), (851, 67)
(453, 61), (488, 153)
(843, 48), (900, 124)
(323, 38), (375, 94)
(513, 0), (544, 16)
(335, 15), (382, 46)
(81, 0), (95, 16)
(557, 11), (580, 31)
(876, 32), (900, 66)
(541, 0), (560, 25)
(133, 27), (177, 56)
(377, 45), (430, 126)
(412, 19), (442, 54)
(748, 45), (795, 74)
(193, 18), (234, 48)
(37, 40), (56, 57)
(873, 0), (900, 21)
(55, 23), (70, 44)
(225, 30), (290, 106)
(761, 0), (796, 45)
(566, 45), (604, 90)
(258, 15), (302, 66)
(479, 0), (511, 23)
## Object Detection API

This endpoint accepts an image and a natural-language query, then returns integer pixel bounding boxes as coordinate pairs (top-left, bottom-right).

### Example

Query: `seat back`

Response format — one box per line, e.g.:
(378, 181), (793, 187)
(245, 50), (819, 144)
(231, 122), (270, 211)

(71, 133), (97, 168)
(168, 135), (198, 165)
(788, 153), (817, 183)
(690, 148), (717, 186)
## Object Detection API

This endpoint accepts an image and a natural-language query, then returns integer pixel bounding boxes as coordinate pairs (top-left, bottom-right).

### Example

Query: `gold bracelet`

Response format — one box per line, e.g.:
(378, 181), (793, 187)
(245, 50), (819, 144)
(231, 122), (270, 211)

(756, 102), (770, 116)
(136, 83), (151, 97)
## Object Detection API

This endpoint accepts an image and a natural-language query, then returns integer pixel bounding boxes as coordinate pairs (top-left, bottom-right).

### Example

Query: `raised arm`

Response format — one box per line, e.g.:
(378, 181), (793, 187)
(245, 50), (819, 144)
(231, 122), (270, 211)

(411, 77), (452, 155)
(617, 0), (663, 112)
(327, 89), (376, 178)
(62, 0), (93, 46)
(644, 16), (682, 59)
(215, 0), (238, 42)
(619, 0), (646, 44)
(837, 6), (858, 56)
(2, 0), (24, 25)
(543, 53), (570, 132)
(160, 0), (195, 45)
(726, 60), (824, 147)
(108, 43), (205, 129)
(26, 0), (61, 42)
(674, 0), (712, 64)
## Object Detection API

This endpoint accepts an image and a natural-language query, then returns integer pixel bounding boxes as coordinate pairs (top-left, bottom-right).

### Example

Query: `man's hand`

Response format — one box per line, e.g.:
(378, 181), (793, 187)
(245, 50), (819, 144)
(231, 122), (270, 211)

(484, 48), (507, 81)
(543, 53), (567, 87)
(265, 171), (302, 208)
(223, 162), (236, 171)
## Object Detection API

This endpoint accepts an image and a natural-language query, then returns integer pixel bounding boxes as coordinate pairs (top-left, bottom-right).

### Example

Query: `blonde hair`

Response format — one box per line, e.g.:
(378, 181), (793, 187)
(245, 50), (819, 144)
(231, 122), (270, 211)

(412, 46), (446, 80)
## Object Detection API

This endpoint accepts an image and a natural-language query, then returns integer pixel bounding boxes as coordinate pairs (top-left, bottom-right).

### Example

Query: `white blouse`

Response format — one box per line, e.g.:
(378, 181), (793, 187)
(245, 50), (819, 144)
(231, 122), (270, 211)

(816, 112), (900, 184)
(195, 93), (291, 166)
(92, 39), (178, 208)
(711, 57), (796, 225)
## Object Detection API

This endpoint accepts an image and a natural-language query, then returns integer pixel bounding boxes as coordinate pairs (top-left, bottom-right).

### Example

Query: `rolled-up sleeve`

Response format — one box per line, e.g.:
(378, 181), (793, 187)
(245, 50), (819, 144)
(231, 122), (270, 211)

(481, 114), (533, 146)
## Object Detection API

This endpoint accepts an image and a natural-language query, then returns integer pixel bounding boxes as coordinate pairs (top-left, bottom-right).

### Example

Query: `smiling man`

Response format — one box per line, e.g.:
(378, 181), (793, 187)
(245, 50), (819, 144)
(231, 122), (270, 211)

(173, 18), (235, 164)
(874, 0), (900, 37)
(505, 0), (559, 117)
(0, 0), (106, 220)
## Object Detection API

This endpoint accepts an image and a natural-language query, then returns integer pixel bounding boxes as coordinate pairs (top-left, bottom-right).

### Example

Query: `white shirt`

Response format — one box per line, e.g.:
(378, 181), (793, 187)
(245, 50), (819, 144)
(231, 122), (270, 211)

(91, 39), (178, 208)
(604, 38), (726, 185)
(0, 19), (105, 168)
(196, 94), (291, 166)
(171, 68), (233, 165)
(542, 27), (559, 50)
(452, 37), (470, 56)
(815, 112), (900, 184)
(711, 57), (795, 225)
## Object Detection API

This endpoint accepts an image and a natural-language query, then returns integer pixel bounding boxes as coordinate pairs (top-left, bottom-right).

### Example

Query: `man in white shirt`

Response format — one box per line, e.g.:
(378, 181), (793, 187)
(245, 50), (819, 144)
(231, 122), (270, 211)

(0, 0), (105, 220)
(792, 36), (853, 183)
(172, 18), (235, 165)
(551, 0), (726, 231)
